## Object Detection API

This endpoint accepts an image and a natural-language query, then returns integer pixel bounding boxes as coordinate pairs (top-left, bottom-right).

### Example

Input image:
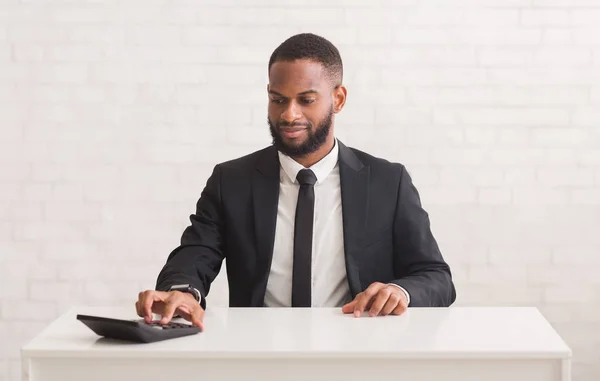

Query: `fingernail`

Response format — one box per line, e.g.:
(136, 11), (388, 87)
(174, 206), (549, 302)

(354, 310), (360, 318)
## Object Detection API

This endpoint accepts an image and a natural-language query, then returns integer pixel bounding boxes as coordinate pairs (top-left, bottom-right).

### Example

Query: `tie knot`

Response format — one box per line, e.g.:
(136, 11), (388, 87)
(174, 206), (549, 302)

(296, 169), (317, 186)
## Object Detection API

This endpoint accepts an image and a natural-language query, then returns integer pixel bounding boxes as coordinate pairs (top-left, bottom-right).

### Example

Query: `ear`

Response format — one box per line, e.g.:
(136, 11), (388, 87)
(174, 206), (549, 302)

(333, 85), (347, 114)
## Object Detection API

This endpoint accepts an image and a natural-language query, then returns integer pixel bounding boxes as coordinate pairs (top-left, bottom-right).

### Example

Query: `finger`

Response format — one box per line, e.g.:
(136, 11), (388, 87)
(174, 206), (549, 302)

(368, 289), (392, 317)
(151, 300), (167, 317)
(172, 306), (193, 325)
(169, 291), (196, 320)
(142, 291), (167, 322)
(354, 293), (375, 318)
(189, 303), (205, 330)
(342, 300), (357, 314)
(391, 298), (408, 316)
(354, 283), (384, 317)
(136, 292), (145, 317)
(380, 293), (401, 316)
(352, 294), (366, 317)
(177, 305), (191, 316)
(142, 291), (157, 322)
(174, 300), (205, 330)
(160, 294), (183, 324)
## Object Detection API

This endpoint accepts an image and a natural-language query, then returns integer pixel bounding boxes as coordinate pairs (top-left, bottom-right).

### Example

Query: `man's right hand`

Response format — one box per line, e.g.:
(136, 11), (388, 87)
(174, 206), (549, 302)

(135, 290), (205, 330)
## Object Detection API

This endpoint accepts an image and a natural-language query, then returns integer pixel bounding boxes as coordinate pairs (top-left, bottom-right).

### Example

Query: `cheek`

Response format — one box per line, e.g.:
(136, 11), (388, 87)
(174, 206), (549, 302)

(306, 110), (326, 127)
(267, 108), (279, 123)
(268, 104), (288, 119)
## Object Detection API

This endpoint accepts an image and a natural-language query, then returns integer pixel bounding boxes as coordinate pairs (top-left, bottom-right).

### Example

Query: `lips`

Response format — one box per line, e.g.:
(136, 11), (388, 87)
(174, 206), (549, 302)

(280, 127), (307, 139)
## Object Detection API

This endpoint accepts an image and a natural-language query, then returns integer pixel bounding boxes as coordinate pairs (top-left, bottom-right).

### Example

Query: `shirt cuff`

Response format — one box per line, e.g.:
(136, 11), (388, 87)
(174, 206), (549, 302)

(387, 283), (410, 306)
(193, 287), (203, 305)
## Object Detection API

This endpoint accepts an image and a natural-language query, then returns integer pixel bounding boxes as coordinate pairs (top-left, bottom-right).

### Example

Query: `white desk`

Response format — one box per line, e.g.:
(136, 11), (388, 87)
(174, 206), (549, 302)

(21, 306), (571, 381)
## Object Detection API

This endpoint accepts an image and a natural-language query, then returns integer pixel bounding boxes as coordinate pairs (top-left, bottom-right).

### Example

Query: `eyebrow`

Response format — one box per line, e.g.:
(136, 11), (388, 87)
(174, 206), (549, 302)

(269, 89), (319, 97)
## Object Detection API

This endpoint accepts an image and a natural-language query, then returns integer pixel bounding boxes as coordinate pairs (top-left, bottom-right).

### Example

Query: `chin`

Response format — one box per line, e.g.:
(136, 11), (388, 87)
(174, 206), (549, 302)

(280, 135), (306, 145)
(285, 137), (305, 144)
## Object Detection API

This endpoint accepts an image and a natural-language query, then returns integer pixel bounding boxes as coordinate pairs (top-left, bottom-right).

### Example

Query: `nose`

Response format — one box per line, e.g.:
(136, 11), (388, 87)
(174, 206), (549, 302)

(280, 100), (302, 124)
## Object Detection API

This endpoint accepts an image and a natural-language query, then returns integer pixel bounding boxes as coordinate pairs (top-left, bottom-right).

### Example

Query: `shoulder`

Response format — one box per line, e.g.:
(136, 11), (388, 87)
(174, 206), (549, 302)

(215, 146), (275, 172)
(344, 144), (406, 176)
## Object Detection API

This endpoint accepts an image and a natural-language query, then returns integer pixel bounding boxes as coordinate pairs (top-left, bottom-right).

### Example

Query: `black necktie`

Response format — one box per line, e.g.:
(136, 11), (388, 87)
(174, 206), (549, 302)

(292, 168), (317, 307)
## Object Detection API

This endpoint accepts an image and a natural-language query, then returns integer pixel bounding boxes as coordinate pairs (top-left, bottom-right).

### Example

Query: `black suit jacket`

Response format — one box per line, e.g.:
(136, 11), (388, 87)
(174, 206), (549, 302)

(155, 141), (456, 309)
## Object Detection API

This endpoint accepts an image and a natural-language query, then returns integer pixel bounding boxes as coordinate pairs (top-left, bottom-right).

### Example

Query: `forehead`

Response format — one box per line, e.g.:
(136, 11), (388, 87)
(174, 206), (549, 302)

(269, 59), (328, 91)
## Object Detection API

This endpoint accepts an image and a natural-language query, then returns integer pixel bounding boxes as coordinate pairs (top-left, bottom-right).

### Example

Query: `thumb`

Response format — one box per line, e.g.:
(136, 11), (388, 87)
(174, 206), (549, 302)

(193, 318), (205, 332)
(342, 300), (356, 314)
(190, 305), (206, 331)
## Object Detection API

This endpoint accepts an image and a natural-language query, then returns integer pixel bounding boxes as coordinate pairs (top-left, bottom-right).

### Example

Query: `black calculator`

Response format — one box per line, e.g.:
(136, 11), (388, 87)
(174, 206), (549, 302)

(76, 314), (202, 343)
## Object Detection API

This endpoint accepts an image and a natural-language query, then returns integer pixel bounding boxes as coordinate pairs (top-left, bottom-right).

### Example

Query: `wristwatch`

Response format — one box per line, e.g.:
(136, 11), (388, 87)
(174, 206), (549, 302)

(168, 284), (201, 303)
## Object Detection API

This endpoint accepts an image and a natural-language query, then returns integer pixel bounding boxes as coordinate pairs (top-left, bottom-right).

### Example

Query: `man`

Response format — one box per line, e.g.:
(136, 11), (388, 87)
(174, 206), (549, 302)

(135, 33), (456, 330)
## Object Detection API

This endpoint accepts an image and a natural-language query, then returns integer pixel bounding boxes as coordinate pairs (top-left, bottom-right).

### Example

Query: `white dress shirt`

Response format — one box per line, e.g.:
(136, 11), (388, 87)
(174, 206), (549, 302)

(263, 139), (410, 308)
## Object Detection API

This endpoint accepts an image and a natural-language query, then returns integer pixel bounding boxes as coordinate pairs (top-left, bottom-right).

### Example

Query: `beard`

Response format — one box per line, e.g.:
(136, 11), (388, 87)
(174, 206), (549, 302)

(268, 106), (333, 158)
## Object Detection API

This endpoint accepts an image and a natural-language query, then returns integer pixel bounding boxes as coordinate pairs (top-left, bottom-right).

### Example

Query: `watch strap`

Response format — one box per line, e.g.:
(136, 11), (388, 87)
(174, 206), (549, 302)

(168, 284), (201, 303)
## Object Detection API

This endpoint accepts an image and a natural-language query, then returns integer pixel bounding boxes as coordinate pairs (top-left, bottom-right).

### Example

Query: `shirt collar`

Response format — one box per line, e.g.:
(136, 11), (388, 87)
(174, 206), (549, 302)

(277, 139), (339, 185)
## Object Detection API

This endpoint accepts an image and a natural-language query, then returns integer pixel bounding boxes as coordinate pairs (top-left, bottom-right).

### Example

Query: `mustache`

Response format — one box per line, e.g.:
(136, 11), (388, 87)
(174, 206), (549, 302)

(277, 124), (311, 130)
(276, 121), (311, 128)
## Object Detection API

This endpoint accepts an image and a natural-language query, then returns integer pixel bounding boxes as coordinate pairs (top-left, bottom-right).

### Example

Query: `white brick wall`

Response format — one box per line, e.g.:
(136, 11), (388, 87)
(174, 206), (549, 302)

(1, 1), (600, 380)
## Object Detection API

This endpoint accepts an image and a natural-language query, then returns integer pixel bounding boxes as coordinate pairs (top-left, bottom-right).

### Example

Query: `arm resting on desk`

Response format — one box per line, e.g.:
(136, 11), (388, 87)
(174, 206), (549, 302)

(390, 165), (456, 308)
(155, 165), (225, 311)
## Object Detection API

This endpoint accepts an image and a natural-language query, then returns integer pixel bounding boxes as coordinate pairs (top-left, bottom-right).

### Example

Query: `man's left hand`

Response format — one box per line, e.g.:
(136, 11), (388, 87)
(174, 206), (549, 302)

(342, 282), (408, 317)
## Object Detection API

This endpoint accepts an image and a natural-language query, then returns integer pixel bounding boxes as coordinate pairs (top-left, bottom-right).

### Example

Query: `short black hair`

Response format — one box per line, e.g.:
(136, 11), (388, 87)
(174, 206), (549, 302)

(268, 33), (343, 87)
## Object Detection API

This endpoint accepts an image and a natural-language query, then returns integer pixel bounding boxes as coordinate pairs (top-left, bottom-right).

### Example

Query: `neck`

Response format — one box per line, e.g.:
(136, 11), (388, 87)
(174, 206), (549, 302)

(292, 134), (336, 168)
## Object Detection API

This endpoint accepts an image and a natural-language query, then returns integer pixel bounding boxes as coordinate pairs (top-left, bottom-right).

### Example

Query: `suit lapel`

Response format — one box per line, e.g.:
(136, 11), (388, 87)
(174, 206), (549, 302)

(338, 141), (369, 297)
(251, 146), (280, 307)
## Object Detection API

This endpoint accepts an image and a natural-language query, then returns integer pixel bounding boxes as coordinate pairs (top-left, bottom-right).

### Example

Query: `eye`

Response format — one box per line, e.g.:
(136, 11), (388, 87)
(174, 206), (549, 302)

(301, 98), (315, 104)
(271, 98), (285, 104)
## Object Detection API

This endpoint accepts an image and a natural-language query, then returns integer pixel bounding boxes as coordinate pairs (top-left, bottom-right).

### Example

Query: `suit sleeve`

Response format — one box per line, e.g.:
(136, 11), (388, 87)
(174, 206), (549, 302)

(389, 164), (456, 307)
(155, 165), (226, 310)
